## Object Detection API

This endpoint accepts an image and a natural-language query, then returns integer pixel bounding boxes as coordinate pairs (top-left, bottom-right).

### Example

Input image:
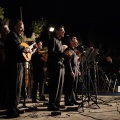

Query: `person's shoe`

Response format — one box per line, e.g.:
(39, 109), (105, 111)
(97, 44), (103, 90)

(39, 97), (48, 101)
(32, 99), (37, 103)
(43, 102), (49, 106)
(76, 96), (82, 100)
(72, 101), (80, 105)
(55, 104), (66, 109)
(39, 96), (48, 101)
(15, 108), (25, 114)
(47, 105), (60, 111)
(7, 109), (20, 118)
(65, 102), (74, 106)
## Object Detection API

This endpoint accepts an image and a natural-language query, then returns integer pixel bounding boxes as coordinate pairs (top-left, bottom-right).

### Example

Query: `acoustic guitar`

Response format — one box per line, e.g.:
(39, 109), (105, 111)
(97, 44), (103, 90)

(21, 42), (36, 61)
(38, 50), (48, 62)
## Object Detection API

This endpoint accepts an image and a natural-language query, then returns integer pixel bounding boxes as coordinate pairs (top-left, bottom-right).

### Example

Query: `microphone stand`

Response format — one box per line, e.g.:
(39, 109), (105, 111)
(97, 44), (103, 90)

(78, 48), (100, 112)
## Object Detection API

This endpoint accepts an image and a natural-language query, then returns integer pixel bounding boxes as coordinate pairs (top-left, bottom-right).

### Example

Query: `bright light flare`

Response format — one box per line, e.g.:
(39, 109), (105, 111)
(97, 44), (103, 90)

(49, 27), (54, 32)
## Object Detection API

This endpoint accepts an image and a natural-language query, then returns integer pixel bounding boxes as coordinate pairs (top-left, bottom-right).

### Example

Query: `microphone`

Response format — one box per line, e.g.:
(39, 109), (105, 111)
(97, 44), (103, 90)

(76, 45), (85, 53)
(77, 45), (85, 48)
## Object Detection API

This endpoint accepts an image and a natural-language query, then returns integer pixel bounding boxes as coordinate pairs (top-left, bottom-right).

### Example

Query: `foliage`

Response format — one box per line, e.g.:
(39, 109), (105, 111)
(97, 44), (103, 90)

(0, 7), (10, 25)
(21, 33), (36, 42)
(31, 19), (47, 37)
(0, 7), (4, 20)
(1, 18), (10, 25)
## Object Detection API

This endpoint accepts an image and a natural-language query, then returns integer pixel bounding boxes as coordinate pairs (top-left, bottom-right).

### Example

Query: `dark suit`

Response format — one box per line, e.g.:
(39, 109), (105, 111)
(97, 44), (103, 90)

(31, 49), (47, 100)
(4, 31), (25, 111)
(64, 47), (79, 103)
(47, 35), (65, 106)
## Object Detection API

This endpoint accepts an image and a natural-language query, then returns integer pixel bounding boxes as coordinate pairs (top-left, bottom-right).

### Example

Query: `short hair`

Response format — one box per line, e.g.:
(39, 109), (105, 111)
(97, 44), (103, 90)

(67, 35), (77, 43)
(9, 20), (23, 30)
(54, 24), (64, 31)
(35, 37), (42, 44)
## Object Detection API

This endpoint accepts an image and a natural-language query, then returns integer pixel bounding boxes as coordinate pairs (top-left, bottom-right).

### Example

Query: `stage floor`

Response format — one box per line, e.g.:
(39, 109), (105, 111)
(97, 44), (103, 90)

(0, 92), (120, 120)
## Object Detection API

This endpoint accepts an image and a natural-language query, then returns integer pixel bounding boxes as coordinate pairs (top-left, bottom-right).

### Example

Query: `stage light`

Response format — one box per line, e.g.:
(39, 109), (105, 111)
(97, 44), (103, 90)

(49, 27), (54, 32)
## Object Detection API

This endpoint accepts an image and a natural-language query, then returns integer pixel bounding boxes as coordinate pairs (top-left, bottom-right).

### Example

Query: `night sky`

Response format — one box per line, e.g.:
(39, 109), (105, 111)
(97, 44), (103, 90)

(1, 0), (120, 56)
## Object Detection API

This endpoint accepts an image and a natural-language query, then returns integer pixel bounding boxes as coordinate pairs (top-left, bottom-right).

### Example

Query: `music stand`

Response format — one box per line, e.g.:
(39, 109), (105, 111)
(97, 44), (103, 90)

(78, 48), (100, 112)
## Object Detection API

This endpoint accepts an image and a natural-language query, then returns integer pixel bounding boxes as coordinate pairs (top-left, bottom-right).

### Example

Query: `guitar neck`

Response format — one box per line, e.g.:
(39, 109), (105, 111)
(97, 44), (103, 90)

(29, 42), (36, 50)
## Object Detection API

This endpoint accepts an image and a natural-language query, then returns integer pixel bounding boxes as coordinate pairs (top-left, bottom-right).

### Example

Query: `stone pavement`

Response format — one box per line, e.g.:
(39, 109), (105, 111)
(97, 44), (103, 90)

(0, 93), (120, 120)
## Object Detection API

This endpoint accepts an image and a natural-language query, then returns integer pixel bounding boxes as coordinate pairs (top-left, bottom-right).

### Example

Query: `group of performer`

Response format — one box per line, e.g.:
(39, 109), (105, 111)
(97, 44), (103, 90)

(0, 19), (120, 118)
(0, 20), (83, 118)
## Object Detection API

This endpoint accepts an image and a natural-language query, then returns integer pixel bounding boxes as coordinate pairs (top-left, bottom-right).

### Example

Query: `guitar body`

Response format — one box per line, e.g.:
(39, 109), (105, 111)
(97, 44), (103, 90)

(22, 52), (32, 61)
(38, 50), (48, 62)
(21, 42), (34, 61)
(40, 52), (48, 62)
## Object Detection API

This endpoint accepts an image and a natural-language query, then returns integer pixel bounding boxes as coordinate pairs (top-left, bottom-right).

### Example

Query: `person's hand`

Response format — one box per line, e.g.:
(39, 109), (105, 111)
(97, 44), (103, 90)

(70, 71), (75, 78)
(64, 50), (72, 57)
(62, 44), (68, 51)
(76, 50), (81, 55)
(78, 71), (81, 76)
(24, 47), (32, 53)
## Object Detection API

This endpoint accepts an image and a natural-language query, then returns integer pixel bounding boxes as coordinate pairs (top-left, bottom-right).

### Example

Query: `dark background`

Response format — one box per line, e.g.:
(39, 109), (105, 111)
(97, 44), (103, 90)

(1, 0), (120, 57)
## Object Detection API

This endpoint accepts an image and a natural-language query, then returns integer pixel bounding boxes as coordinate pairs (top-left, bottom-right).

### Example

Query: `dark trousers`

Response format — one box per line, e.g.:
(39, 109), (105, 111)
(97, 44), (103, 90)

(0, 62), (7, 109)
(48, 61), (65, 105)
(6, 62), (24, 110)
(64, 75), (74, 103)
(64, 71), (78, 103)
(32, 74), (46, 100)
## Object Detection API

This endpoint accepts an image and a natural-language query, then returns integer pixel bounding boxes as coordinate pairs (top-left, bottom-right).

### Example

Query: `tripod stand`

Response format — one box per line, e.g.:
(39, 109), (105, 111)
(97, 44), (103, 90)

(78, 48), (100, 112)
